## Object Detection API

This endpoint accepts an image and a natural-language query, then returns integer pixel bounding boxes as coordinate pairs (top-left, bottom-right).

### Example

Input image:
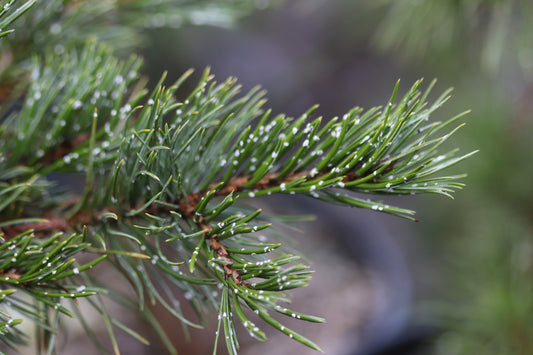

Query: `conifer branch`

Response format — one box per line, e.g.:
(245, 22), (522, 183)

(0, 2), (475, 354)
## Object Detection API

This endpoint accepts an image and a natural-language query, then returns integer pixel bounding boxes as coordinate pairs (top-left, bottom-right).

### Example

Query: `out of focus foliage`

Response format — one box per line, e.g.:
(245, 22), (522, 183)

(366, 1), (533, 354)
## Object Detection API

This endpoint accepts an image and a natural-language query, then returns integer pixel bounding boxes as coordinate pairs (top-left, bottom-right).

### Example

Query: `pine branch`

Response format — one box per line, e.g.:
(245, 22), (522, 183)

(0, 225), (106, 350)
(1, 40), (474, 352)
(90, 67), (472, 353)
(0, 3), (476, 354)
(108, 69), (474, 219)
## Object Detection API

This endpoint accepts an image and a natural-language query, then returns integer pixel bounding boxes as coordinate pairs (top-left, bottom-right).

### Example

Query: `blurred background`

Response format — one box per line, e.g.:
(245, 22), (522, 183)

(140, 1), (533, 354)
(8, 0), (533, 354)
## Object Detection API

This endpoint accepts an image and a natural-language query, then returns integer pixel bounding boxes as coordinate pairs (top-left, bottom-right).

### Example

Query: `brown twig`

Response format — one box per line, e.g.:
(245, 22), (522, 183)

(178, 169), (318, 288)
(0, 156), (393, 285)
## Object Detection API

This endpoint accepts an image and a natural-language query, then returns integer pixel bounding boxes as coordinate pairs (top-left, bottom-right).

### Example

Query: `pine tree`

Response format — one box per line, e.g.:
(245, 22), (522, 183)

(0, 1), (475, 354)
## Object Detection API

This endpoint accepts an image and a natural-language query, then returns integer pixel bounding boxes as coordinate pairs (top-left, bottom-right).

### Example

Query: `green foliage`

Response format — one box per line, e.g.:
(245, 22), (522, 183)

(1, 0), (265, 58)
(0, 225), (105, 350)
(0, 1), (474, 354)
(371, 0), (533, 73)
